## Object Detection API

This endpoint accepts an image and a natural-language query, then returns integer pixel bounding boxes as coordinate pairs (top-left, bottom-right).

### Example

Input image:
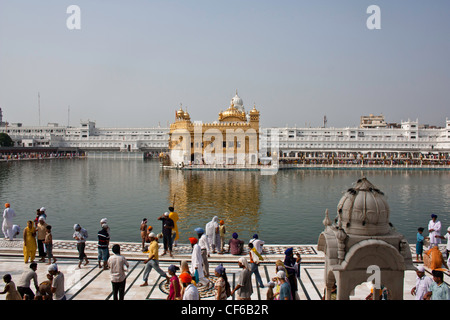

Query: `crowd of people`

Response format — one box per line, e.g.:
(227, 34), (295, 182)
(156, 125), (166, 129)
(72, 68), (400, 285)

(1, 202), (303, 301)
(0, 151), (84, 161)
(1, 202), (449, 300)
(410, 214), (450, 300)
(137, 210), (302, 300)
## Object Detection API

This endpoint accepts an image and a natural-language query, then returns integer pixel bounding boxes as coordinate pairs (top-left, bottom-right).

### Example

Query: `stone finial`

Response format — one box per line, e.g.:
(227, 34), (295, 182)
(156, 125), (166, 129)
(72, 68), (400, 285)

(323, 209), (332, 228)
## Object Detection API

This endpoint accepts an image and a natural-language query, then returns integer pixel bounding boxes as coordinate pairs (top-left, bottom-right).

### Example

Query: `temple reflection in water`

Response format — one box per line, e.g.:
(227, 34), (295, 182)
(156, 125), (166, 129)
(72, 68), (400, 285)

(160, 168), (262, 242)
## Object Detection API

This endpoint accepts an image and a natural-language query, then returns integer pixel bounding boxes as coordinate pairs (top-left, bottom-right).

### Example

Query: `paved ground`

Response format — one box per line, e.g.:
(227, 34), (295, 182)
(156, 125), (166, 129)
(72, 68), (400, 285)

(0, 238), (447, 300)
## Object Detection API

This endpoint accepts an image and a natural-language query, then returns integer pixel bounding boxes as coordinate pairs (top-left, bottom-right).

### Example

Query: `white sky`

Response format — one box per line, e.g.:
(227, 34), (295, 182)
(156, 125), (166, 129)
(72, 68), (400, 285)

(0, 0), (449, 129)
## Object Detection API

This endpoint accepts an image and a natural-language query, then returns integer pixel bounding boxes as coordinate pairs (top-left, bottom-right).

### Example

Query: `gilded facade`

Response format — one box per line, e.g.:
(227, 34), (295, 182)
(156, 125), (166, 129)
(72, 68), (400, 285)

(168, 92), (260, 166)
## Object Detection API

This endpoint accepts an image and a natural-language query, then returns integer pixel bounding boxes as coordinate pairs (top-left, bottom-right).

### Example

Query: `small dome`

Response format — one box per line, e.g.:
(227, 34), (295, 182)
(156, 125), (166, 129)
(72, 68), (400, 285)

(231, 90), (243, 108)
(337, 177), (391, 236)
(250, 105), (259, 114)
(177, 107), (185, 117)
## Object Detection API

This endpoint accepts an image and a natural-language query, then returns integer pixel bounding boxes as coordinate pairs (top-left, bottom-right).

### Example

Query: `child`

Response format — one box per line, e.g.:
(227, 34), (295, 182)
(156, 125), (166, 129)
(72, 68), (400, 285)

(0, 274), (22, 300)
(219, 220), (226, 254)
(266, 281), (275, 300)
(44, 225), (57, 264)
(167, 264), (181, 300)
(416, 227), (425, 261)
(35, 274), (53, 300)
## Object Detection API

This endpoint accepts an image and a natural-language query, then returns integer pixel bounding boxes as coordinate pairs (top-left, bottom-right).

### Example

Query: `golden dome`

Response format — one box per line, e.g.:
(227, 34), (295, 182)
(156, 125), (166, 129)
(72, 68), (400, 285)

(220, 103), (246, 122)
(250, 104), (259, 114)
(176, 107), (185, 117)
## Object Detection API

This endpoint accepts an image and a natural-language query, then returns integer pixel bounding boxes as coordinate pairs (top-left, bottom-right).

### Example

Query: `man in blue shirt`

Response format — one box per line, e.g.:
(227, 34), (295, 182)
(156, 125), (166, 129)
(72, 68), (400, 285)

(424, 270), (450, 300)
(277, 270), (292, 300)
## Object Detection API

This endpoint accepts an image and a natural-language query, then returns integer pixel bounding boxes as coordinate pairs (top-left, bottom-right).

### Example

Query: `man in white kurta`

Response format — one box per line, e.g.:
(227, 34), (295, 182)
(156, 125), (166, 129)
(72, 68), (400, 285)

(2, 203), (16, 240)
(190, 242), (209, 286)
(428, 214), (442, 247)
(411, 266), (433, 300)
(183, 283), (200, 300)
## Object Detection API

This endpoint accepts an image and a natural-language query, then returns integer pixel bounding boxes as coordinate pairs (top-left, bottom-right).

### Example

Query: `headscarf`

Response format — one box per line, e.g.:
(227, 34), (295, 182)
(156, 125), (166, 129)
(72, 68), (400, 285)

(180, 260), (189, 273)
(275, 260), (287, 274)
(238, 257), (249, 269)
(215, 264), (226, 275)
(206, 216), (219, 236)
(168, 264), (179, 274)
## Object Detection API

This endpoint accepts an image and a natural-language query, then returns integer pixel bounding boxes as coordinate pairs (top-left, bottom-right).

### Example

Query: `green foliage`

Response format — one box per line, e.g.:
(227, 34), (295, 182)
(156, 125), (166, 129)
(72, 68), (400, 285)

(0, 133), (14, 147)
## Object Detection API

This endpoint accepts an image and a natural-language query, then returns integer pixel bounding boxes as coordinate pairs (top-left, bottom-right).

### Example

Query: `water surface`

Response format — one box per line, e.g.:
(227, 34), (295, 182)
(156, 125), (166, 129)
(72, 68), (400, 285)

(0, 159), (448, 245)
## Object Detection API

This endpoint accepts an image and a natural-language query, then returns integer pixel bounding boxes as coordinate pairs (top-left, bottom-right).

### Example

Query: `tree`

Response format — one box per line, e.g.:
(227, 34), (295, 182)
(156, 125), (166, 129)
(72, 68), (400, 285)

(0, 133), (14, 147)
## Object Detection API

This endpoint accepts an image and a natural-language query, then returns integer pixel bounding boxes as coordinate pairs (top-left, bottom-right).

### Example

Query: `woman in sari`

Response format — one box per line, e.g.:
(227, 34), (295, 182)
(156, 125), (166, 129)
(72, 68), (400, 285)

(23, 220), (37, 263)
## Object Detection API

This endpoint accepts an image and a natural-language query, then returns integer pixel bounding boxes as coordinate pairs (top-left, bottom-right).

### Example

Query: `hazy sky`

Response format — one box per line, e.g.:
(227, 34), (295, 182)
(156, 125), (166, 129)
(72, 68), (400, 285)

(0, 0), (449, 129)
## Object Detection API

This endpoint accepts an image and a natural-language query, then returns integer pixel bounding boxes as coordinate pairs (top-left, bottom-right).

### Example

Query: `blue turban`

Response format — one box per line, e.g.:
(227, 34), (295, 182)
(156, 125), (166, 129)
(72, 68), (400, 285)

(195, 228), (205, 234)
(252, 234), (259, 239)
(232, 232), (238, 239)
(284, 247), (294, 256)
(431, 214), (437, 219)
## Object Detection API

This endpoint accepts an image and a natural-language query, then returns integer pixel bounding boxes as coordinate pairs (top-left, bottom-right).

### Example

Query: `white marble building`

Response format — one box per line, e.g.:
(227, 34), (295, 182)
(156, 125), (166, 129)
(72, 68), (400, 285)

(1, 117), (449, 160)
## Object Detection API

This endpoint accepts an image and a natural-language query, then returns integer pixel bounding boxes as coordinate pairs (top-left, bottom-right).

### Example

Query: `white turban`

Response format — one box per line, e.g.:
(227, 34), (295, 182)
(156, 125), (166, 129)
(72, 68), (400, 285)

(277, 270), (286, 279)
(48, 264), (58, 272)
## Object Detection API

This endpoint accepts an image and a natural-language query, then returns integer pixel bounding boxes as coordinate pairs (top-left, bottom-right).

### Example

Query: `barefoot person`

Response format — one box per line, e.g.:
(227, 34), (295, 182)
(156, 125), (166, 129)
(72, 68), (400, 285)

(140, 232), (168, 287)
(73, 224), (89, 268)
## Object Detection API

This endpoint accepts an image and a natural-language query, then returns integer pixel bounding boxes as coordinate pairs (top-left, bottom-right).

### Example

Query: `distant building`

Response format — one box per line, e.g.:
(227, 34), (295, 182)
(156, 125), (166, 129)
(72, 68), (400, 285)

(1, 103), (449, 161)
(360, 114), (387, 128)
(0, 120), (169, 152)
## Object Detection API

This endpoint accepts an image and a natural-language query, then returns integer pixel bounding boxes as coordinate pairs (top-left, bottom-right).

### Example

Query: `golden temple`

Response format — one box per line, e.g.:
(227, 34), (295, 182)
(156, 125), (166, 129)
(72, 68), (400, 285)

(168, 91), (260, 166)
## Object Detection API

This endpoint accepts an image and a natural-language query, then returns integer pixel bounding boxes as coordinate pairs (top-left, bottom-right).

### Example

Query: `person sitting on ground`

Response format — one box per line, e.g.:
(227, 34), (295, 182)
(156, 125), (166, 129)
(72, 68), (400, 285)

(228, 233), (244, 255)
(424, 245), (448, 271)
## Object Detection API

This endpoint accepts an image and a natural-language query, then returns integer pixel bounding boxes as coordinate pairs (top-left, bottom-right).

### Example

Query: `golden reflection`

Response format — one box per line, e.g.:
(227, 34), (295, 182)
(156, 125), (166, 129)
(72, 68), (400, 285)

(160, 169), (262, 242)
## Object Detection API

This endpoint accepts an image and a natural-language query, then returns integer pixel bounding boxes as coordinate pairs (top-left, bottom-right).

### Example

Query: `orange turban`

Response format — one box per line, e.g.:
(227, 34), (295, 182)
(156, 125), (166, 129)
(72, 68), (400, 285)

(189, 237), (198, 245)
(147, 225), (153, 231)
(5, 203), (10, 208)
(219, 220), (224, 225)
(179, 272), (192, 284)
